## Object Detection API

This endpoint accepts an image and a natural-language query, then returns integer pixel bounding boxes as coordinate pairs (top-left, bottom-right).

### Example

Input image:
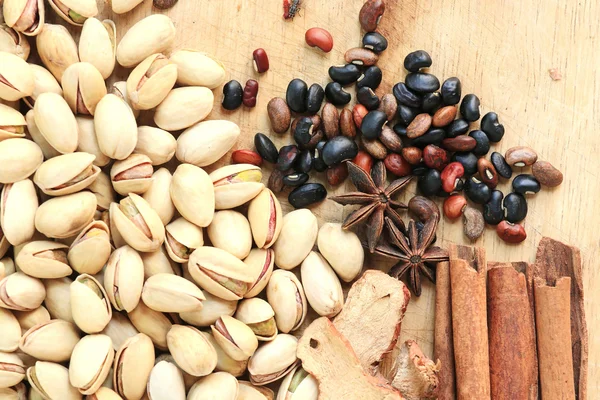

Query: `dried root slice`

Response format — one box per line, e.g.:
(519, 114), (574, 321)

(391, 340), (440, 400)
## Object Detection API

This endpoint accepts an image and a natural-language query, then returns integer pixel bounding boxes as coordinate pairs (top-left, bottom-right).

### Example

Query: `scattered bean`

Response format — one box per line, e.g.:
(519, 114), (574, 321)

(441, 162), (465, 193)
(153, 0), (178, 9)
(477, 157), (498, 188)
(293, 116), (316, 147)
(359, 0), (385, 32)
(402, 147), (423, 165)
(505, 146), (538, 167)
(384, 153), (411, 176)
(321, 103), (340, 139)
(361, 137), (388, 160)
(268, 168), (286, 193)
(405, 72), (440, 93)
(305, 27), (334, 52)
(443, 194), (467, 220)
(441, 136), (476, 152)
(232, 149), (262, 166)
(362, 32), (388, 53)
(222, 80), (243, 110)
(532, 161), (563, 187)
(463, 206), (485, 241)
(352, 104), (368, 128)
(503, 192), (527, 222)
(410, 128), (445, 148)
(344, 47), (378, 66)
(432, 105), (457, 128)
(397, 104), (419, 126)
(360, 110), (387, 139)
(356, 65), (383, 89)
(267, 97), (291, 133)
(423, 144), (449, 170)
(422, 92), (443, 114)
(357, 87), (380, 110)
(378, 93), (397, 121)
(464, 176), (491, 204)
(483, 190), (504, 225)
(289, 183), (327, 208)
(452, 151), (478, 175)
(292, 115), (321, 133)
(286, 78), (308, 113)
(496, 221), (527, 244)
(412, 165), (429, 176)
(242, 79), (259, 107)
(353, 150), (374, 174)
(418, 168), (442, 196)
(326, 163), (349, 185)
(313, 141), (328, 172)
(468, 130), (490, 156)
(393, 123), (407, 137)
(252, 48), (269, 73)
(393, 82), (421, 108)
(403, 50), (432, 72)
(340, 108), (357, 138)
(306, 83), (325, 114)
(325, 82), (351, 106)
(490, 151), (513, 178)
(408, 196), (440, 222)
(512, 174), (541, 195)
(283, 172), (309, 186)
(459, 94), (481, 121)
(322, 136), (358, 166)
(295, 150), (313, 173)
(328, 64), (361, 85)
(379, 125), (403, 152)
(254, 133), (278, 163)
(441, 77), (461, 105)
(406, 113), (432, 138)
(277, 145), (300, 171)
(480, 112), (504, 142)
(445, 118), (470, 137)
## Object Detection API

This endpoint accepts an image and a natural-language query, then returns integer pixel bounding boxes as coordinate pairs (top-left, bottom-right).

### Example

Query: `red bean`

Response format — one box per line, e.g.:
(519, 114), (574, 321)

(252, 48), (269, 73)
(305, 28), (334, 53)
(242, 79), (259, 108)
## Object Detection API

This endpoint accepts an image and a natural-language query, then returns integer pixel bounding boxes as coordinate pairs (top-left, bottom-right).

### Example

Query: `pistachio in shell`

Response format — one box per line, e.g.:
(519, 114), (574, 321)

(110, 154), (154, 196)
(33, 92), (78, 154)
(141, 273), (205, 313)
(0, 236), (10, 262)
(111, 0), (145, 15)
(170, 163), (215, 227)
(85, 387), (121, 400)
(0, 103), (26, 140)
(0, 24), (30, 59)
(2, 0), (45, 36)
(70, 274), (112, 334)
(27, 361), (80, 400)
(154, 86), (214, 131)
(166, 324), (217, 377)
(164, 217), (203, 263)
(140, 246), (180, 279)
(142, 167), (175, 226)
(43, 277), (74, 323)
(0, 351), (25, 388)
(103, 245), (144, 312)
(79, 18), (116, 79)
(0, 307), (21, 352)
(147, 360), (186, 400)
(209, 164), (264, 210)
(26, 109), (60, 160)
(198, 331), (247, 378)
(67, 220), (111, 275)
(113, 333), (154, 400)
(300, 252), (344, 318)
(75, 116), (110, 167)
(127, 53), (177, 110)
(211, 315), (259, 361)
(248, 187), (283, 249)
(0, 138), (43, 184)
(12, 305), (50, 332)
(0, 272), (45, 311)
(0, 51), (34, 101)
(179, 291), (237, 328)
(134, 126), (176, 166)
(247, 334), (300, 386)
(266, 269), (307, 334)
(235, 298), (277, 341)
(243, 248), (274, 299)
(207, 210), (253, 260)
(317, 222), (364, 282)
(116, 14), (175, 68)
(127, 300), (173, 350)
(272, 209), (318, 270)
(19, 319), (80, 362)
(24, 64), (63, 109)
(187, 372), (239, 400)
(34, 152), (100, 196)
(241, 381), (275, 400)
(170, 50), (226, 89)
(34, 191), (97, 239)
(68, 334), (114, 395)
(61, 62), (107, 115)
(47, 0), (97, 26)
(101, 311), (139, 351)
(1, 179), (38, 246)
(16, 240), (72, 279)
(276, 365), (319, 400)
(110, 193), (165, 252)
(176, 120), (240, 167)
(36, 24), (79, 81)
(94, 94), (138, 161)
(110, 80), (139, 119)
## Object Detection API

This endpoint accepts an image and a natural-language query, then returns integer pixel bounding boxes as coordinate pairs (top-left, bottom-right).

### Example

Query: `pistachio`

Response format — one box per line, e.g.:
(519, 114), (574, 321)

(104, 246), (144, 312)
(0, 51), (34, 101)
(69, 334), (114, 395)
(179, 291), (237, 327)
(0, 272), (45, 311)
(0, 307), (21, 352)
(13, 305), (50, 331)
(175, 120), (240, 167)
(127, 300), (173, 349)
(85, 387), (121, 400)
(36, 24), (79, 81)
(0, 351), (25, 388)
(170, 50), (226, 89)
(126, 53), (177, 110)
(239, 381), (275, 400)
(300, 252), (344, 317)
(154, 86), (214, 131)
(266, 270), (307, 333)
(34, 152), (100, 196)
(24, 64), (63, 109)
(142, 168), (175, 226)
(147, 360), (185, 400)
(110, 0), (145, 14)
(0, 138), (43, 183)
(94, 94), (138, 161)
(70, 274), (112, 334)
(116, 14), (175, 68)
(16, 241), (71, 279)
(47, 0), (97, 26)
(79, 18), (116, 79)
(61, 62), (107, 115)
(134, 126), (176, 166)
(235, 298), (277, 341)
(0, 103), (26, 141)
(27, 361), (80, 400)
(26, 110), (60, 160)
(101, 311), (139, 351)
(103, 208), (126, 249)
(1, 179), (38, 246)
(209, 164), (264, 210)
(110, 81), (139, 119)
(0, 257), (14, 279)
(19, 320), (80, 362)
(210, 315), (258, 361)
(110, 193), (165, 252)
(67, 220), (111, 275)
(34, 191), (97, 239)
(164, 217), (204, 263)
(43, 277), (74, 323)
(188, 246), (254, 301)
(248, 188), (282, 249)
(110, 154), (154, 196)
(273, 209), (318, 270)
(207, 210), (253, 260)
(2, 0), (45, 36)
(34, 92), (78, 154)
(248, 334), (299, 386)
(140, 246), (180, 279)
(170, 164), (215, 227)
(187, 372), (239, 400)
(317, 223), (364, 282)
(243, 249), (274, 299)
(113, 333), (154, 400)
(141, 273), (205, 313)
(166, 325), (217, 377)
(276, 365), (319, 400)
(0, 25), (30, 59)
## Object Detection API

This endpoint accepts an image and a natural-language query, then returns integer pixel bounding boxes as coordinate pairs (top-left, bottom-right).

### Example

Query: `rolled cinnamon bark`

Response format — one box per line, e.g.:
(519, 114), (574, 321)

(534, 277), (576, 400)
(487, 263), (538, 399)
(434, 261), (455, 400)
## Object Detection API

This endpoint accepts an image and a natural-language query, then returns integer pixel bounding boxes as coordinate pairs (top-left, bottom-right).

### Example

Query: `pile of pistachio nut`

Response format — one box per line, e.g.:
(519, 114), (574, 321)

(0, 5), (367, 400)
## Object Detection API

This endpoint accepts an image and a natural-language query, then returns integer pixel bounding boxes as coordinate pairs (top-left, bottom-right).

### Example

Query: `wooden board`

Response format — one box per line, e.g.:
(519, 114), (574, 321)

(37, 0), (599, 392)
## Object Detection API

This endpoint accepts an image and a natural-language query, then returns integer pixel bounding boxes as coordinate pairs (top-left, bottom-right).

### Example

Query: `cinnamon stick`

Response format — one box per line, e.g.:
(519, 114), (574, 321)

(487, 263), (538, 399)
(434, 261), (455, 400)
(534, 277), (575, 400)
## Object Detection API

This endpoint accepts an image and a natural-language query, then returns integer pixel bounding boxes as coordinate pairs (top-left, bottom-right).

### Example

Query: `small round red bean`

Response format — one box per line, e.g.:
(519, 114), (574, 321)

(242, 79), (259, 107)
(305, 27), (334, 53)
(252, 48), (269, 73)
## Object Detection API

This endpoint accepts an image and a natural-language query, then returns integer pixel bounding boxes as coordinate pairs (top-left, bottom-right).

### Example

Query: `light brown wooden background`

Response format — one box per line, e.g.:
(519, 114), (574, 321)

(40, 0), (600, 393)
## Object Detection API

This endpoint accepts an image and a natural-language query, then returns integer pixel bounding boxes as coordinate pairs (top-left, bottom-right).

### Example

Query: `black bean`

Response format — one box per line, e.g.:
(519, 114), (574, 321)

(286, 78), (308, 113)
(295, 150), (313, 173)
(397, 104), (419, 126)
(468, 130), (490, 156)
(322, 136), (358, 166)
(459, 94), (481, 122)
(452, 152), (478, 175)
(288, 183), (327, 209)
(441, 77), (461, 105)
(421, 92), (442, 114)
(328, 64), (361, 85)
(417, 168), (442, 196)
(254, 133), (278, 163)
(403, 50), (432, 72)
(325, 82), (351, 106)
(393, 123), (407, 137)
(480, 112), (505, 142)
(405, 72), (440, 93)
(222, 80), (243, 110)
(360, 110), (387, 139)
(283, 173), (309, 187)
(483, 190), (504, 225)
(277, 145), (300, 171)
(409, 128), (445, 148)
(464, 177), (491, 204)
(362, 32), (388, 53)
(313, 141), (328, 172)
(293, 117), (315, 147)
(445, 119), (470, 138)
(392, 82), (421, 108)
(436, 188), (450, 198)
(490, 152), (513, 178)
(306, 84), (324, 114)
(503, 192), (527, 223)
(357, 87), (380, 110)
(412, 164), (428, 176)
(454, 178), (465, 192)
(356, 66), (383, 90)
(512, 174), (541, 195)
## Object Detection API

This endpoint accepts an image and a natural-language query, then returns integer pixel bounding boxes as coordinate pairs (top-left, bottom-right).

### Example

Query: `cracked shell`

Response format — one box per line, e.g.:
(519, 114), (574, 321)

(211, 315), (259, 361)
(248, 334), (299, 386)
(70, 274), (112, 334)
(27, 361), (80, 400)
(87, 172), (115, 212)
(141, 273), (205, 313)
(116, 14), (175, 68)
(0, 351), (25, 388)
(0, 103), (26, 140)
(170, 50), (226, 89)
(68, 334), (114, 395)
(47, 0), (97, 26)
(273, 209), (318, 270)
(68, 220), (111, 275)
(276, 365), (318, 400)
(127, 53), (177, 110)
(110, 153), (154, 196)
(0, 25), (30, 59)
(34, 191), (96, 239)
(243, 248), (274, 299)
(207, 210), (252, 260)
(61, 62), (106, 115)
(248, 188), (282, 249)
(33, 152), (100, 196)
(0, 138), (43, 183)
(179, 291), (237, 327)
(235, 298), (277, 341)
(12, 305), (50, 331)
(110, 193), (165, 252)
(154, 86), (214, 131)
(103, 245), (144, 312)
(165, 217), (204, 263)
(94, 94), (138, 161)
(1, 179), (38, 246)
(79, 18), (116, 79)
(187, 372), (239, 400)
(16, 240), (71, 279)
(34, 92), (78, 154)
(176, 120), (240, 167)
(239, 381), (275, 400)
(170, 163), (215, 227)
(266, 270), (307, 334)
(113, 333), (154, 400)
(201, 331), (247, 377)
(26, 110), (59, 160)
(24, 64), (62, 109)
(19, 319), (80, 362)
(110, 80), (139, 119)
(210, 164), (264, 210)
(0, 51), (34, 101)
(36, 24), (79, 81)
(166, 324), (217, 377)
(3, 0), (45, 37)
(0, 272), (45, 311)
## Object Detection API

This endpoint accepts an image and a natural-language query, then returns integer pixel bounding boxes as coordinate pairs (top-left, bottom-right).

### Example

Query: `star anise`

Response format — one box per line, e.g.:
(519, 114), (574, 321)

(374, 216), (449, 296)
(330, 161), (411, 253)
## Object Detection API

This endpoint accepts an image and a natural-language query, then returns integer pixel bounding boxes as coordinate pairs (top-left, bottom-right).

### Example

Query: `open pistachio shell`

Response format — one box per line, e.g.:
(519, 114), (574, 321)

(0, 51), (34, 101)
(43, 277), (73, 323)
(94, 94), (138, 160)
(35, 191), (97, 239)
(110, 193), (164, 252)
(34, 92), (78, 154)
(141, 273), (205, 313)
(70, 274), (112, 333)
(207, 210), (252, 260)
(88, 172), (115, 212)
(209, 164), (264, 210)
(187, 372), (239, 400)
(16, 241), (71, 279)
(68, 334), (114, 395)
(300, 251), (344, 318)
(0, 351), (25, 388)
(211, 315), (259, 361)
(147, 360), (185, 400)
(166, 325), (217, 377)
(0, 24), (30, 60)
(110, 154), (153, 196)
(199, 331), (247, 378)
(61, 62), (107, 115)
(142, 168), (174, 226)
(110, 81), (139, 119)
(75, 116), (110, 167)
(266, 270), (307, 334)
(0, 307), (21, 352)
(34, 152), (100, 196)
(36, 24), (79, 81)
(140, 247), (180, 279)
(19, 319), (80, 362)
(179, 291), (237, 327)
(239, 381), (275, 400)
(243, 249), (274, 299)
(27, 361), (80, 400)
(154, 86), (214, 131)
(247, 334), (299, 386)
(248, 188), (282, 249)
(110, 0), (144, 14)
(0, 103), (26, 141)
(170, 50), (226, 89)
(103, 245), (144, 312)
(25, 109), (60, 160)
(0, 272), (45, 311)
(24, 64), (63, 109)
(134, 126), (176, 166)
(102, 311), (139, 351)
(170, 164), (214, 227)
(113, 333), (154, 400)
(68, 220), (111, 275)
(1, 179), (38, 246)
(164, 217), (203, 263)
(13, 305), (50, 331)
(79, 18), (116, 79)
(176, 120), (240, 167)
(234, 298), (277, 341)
(126, 53), (177, 111)
(273, 209), (318, 270)
(47, 0), (97, 26)
(3, 0), (45, 36)
(276, 365), (319, 400)
(116, 15), (175, 68)
(0, 138), (43, 184)
(127, 300), (173, 350)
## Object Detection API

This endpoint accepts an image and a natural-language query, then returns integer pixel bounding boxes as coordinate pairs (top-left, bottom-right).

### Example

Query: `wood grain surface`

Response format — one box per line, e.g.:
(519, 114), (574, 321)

(33, 0), (599, 393)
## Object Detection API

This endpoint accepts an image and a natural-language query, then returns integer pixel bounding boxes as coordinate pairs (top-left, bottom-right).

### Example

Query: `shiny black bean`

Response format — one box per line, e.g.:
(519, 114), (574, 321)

(288, 183), (327, 209)
(468, 130), (490, 156)
(325, 82), (351, 106)
(322, 136), (358, 166)
(490, 152), (513, 178)
(464, 177), (491, 204)
(293, 117), (315, 147)
(455, 178), (465, 192)
(283, 173), (309, 187)
(357, 87), (380, 110)
(393, 123), (407, 137)
(503, 192), (527, 223)
(254, 133), (278, 163)
(410, 128), (445, 148)
(306, 84), (324, 114)
(445, 119), (470, 138)
(452, 152), (478, 175)
(392, 82), (421, 108)
(360, 110), (387, 139)
(397, 104), (419, 126)
(328, 64), (361, 85)
(483, 190), (504, 225)
(441, 77), (461, 105)
(481, 112), (505, 142)
(417, 168), (442, 196)
(421, 92), (442, 114)
(222, 80), (243, 110)
(313, 141), (328, 172)
(362, 32), (388, 53)
(403, 50), (432, 72)
(459, 94), (481, 122)
(512, 174), (541, 195)
(286, 79), (308, 113)
(412, 164), (428, 176)
(276, 145), (300, 171)
(356, 66), (383, 90)
(295, 150), (313, 173)
(405, 72), (440, 93)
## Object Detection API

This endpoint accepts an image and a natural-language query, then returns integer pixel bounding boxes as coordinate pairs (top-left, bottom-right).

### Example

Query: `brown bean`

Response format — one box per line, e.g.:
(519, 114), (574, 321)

(326, 163), (349, 186)
(352, 104), (368, 129)
(268, 168), (287, 193)
(408, 196), (440, 222)
(423, 144), (449, 171)
(305, 27), (334, 53)
(402, 147), (423, 165)
(379, 125), (403, 153)
(242, 79), (259, 107)
(496, 221), (527, 243)
(321, 103), (340, 139)
(378, 93), (397, 121)
(477, 158), (498, 188)
(344, 48), (378, 66)
(532, 161), (563, 187)
(384, 153), (411, 177)
(252, 48), (269, 73)
(432, 106), (457, 127)
(443, 194), (467, 220)
(463, 206), (485, 241)
(441, 136), (477, 152)
(232, 149), (262, 166)
(305, 130), (324, 150)
(153, 0), (178, 9)
(361, 137), (387, 160)
(340, 108), (357, 138)
(352, 151), (373, 174)
(267, 97), (291, 133)
(359, 0), (385, 32)
(406, 113), (432, 138)
(505, 146), (538, 167)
